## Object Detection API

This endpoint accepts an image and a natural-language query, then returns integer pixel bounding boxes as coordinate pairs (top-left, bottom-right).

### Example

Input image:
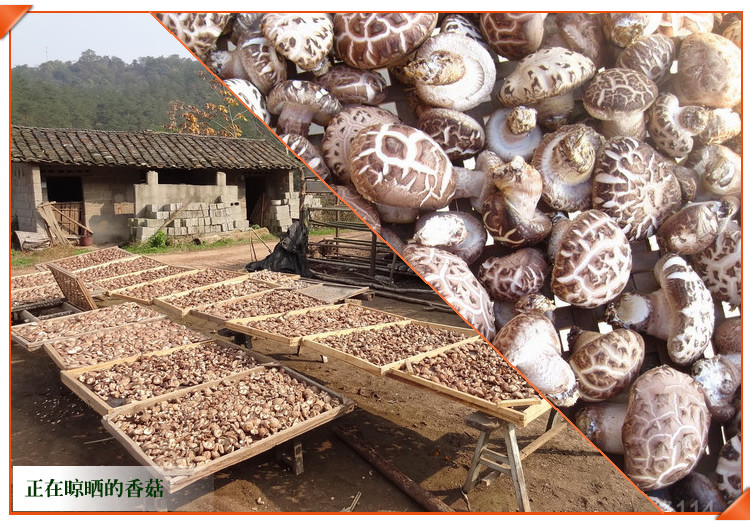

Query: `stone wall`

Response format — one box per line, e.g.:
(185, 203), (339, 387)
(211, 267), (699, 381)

(10, 163), (44, 232)
(130, 200), (250, 243)
(80, 169), (139, 244)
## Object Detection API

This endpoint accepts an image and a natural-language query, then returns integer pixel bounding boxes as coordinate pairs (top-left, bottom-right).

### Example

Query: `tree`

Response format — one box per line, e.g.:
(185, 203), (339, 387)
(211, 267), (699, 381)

(164, 71), (250, 137)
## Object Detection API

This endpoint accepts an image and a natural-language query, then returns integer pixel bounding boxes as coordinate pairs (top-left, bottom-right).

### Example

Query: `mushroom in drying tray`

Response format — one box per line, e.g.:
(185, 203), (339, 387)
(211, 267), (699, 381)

(549, 210), (632, 309)
(266, 80), (342, 136)
(315, 65), (388, 106)
(412, 211), (485, 265)
(279, 133), (331, 180)
(655, 197), (738, 256)
(583, 68), (658, 140)
(322, 105), (401, 185)
(333, 13), (438, 70)
(499, 47), (596, 131)
(567, 327), (645, 403)
(485, 106), (542, 162)
(615, 34), (675, 86)
(531, 123), (603, 212)
(403, 244), (495, 340)
(223, 78), (271, 124)
(482, 156), (552, 248)
(479, 13), (547, 60)
(416, 108), (485, 161)
(403, 32), (496, 112)
(592, 136), (683, 242)
(606, 253), (715, 366)
(491, 294), (578, 407)
(261, 13), (333, 75)
(478, 248), (548, 304)
(675, 32), (741, 109)
(623, 366), (709, 491)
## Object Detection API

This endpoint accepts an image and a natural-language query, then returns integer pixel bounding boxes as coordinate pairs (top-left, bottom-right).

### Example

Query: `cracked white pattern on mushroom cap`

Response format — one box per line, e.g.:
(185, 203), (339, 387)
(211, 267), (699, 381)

(551, 210), (632, 309)
(348, 124), (454, 210)
(690, 220), (741, 307)
(223, 79), (270, 124)
(403, 244), (495, 340)
(623, 366), (709, 490)
(261, 14), (333, 72)
(657, 254), (715, 365)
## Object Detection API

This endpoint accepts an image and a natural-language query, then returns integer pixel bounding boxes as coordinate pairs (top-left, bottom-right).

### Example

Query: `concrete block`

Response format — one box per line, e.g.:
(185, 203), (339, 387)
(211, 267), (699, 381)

(234, 220), (250, 230)
(139, 226), (157, 239)
(212, 225), (221, 233)
(166, 227), (176, 236)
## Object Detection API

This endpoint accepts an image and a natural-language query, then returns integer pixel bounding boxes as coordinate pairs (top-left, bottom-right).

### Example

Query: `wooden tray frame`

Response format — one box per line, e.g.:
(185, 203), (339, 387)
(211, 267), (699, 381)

(61, 339), (277, 415)
(47, 263), (106, 311)
(101, 365), (355, 492)
(386, 339), (548, 427)
(95, 265), (196, 295)
(225, 303), (409, 349)
(53, 246), (138, 272)
(246, 271), (301, 284)
(189, 288), (323, 325)
(300, 320), (480, 376)
(11, 302), (166, 352)
(11, 271), (56, 291)
(42, 318), (211, 370)
(72, 255), (166, 283)
(111, 269), (247, 305)
(152, 276), (279, 317)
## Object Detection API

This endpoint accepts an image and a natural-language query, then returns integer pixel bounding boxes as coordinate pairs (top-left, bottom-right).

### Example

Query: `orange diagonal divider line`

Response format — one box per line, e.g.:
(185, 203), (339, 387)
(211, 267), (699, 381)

(0, 5), (31, 38)
(717, 490), (750, 520)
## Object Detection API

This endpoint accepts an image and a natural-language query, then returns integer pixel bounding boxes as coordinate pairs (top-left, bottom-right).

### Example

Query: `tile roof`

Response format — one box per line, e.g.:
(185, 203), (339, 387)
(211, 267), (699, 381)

(11, 125), (303, 171)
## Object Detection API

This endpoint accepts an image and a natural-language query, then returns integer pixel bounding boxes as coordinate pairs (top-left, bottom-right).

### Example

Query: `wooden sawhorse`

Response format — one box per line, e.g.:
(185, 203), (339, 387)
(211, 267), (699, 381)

(461, 409), (567, 511)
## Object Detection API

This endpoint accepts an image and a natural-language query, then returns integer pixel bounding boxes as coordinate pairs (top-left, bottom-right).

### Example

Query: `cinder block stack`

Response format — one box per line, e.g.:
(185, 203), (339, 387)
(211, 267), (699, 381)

(130, 200), (249, 243)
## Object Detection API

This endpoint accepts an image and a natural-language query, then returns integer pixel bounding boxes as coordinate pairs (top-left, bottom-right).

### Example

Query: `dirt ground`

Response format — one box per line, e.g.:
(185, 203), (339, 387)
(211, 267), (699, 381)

(10, 244), (659, 513)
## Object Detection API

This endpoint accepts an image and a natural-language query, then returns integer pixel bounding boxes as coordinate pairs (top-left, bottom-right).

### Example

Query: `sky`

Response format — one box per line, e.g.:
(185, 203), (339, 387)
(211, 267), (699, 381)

(10, 12), (195, 67)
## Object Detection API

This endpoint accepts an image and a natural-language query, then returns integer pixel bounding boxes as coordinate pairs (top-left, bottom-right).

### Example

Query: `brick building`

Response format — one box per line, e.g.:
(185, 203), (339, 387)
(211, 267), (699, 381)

(11, 125), (307, 244)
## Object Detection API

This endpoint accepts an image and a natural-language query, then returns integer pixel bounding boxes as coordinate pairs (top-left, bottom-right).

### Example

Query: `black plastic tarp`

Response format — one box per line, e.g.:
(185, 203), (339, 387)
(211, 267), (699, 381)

(246, 222), (314, 278)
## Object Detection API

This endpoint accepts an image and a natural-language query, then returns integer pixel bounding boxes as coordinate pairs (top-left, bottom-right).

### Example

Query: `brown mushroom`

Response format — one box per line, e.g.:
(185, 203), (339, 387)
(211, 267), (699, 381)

(416, 108), (485, 161)
(715, 435), (742, 505)
(403, 244), (495, 340)
(601, 13), (661, 48)
(655, 197), (738, 255)
(261, 13), (333, 75)
(583, 68), (658, 139)
(499, 47), (596, 130)
(155, 13), (232, 62)
(575, 402), (628, 454)
(479, 13), (547, 60)
(615, 34), (675, 86)
(266, 80), (342, 136)
(223, 78), (271, 124)
(482, 156), (552, 248)
(675, 32), (741, 108)
(622, 366), (709, 490)
(279, 133), (331, 180)
(531, 123), (603, 212)
(685, 144), (742, 198)
(691, 354), (741, 423)
(329, 184), (381, 233)
(321, 105), (400, 185)
(412, 211), (485, 265)
(550, 210), (632, 309)
(315, 65), (387, 106)
(492, 294), (579, 407)
(208, 33), (287, 95)
(478, 248), (548, 303)
(333, 13), (438, 70)
(690, 218), (741, 308)
(647, 93), (709, 159)
(485, 107), (542, 162)
(606, 253), (715, 366)
(567, 327), (645, 402)
(553, 13), (609, 70)
(592, 137), (683, 242)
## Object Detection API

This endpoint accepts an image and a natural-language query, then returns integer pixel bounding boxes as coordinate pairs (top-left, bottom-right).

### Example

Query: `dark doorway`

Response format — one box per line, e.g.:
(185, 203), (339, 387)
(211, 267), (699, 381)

(46, 176), (83, 202)
(246, 176), (268, 226)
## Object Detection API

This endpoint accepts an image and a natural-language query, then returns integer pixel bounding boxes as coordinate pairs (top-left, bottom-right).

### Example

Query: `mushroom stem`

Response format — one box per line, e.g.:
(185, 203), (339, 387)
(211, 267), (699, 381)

(403, 50), (465, 85)
(375, 203), (419, 224)
(507, 106), (537, 135)
(605, 291), (671, 340)
(600, 112), (646, 139)
(575, 402), (627, 455)
(276, 103), (317, 136)
(533, 92), (576, 130)
(558, 129), (595, 180)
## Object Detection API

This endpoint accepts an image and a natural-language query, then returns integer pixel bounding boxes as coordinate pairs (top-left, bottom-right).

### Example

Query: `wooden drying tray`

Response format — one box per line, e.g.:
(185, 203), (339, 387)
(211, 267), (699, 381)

(47, 263), (106, 312)
(52, 246), (137, 272)
(246, 271), (300, 284)
(108, 269), (212, 305)
(101, 365), (356, 493)
(11, 303), (81, 350)
(71, 254), (166, 282)
(225, 302), (409, 350)
(42, 318), (211, 371)
(95, 265), (196, 295)
(300, 320), (481, 376)
(387, 340), (548, 428)
(11, 271), (56, 291)
(61, 339), (277, 416)
(151, 276), (280, 317)
(188, 288), (309, 326)
(10, 302), (163, 352)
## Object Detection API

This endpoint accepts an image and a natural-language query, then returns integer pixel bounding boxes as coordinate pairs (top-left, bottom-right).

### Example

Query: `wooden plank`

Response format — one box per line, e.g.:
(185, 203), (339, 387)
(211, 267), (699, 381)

(101, 366), (355, 492)
(156, 200), (193, 234)
(61, 339), (277, 415)
(299, 321), (477, 376)
(225, 303), (409, 349)
(294, 283), (371, 304)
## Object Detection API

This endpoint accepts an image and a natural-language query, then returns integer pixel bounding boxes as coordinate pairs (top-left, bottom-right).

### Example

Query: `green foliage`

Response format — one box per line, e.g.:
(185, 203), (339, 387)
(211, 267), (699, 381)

(146, 230), (167, 248)
(11, 51), (267, 137)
